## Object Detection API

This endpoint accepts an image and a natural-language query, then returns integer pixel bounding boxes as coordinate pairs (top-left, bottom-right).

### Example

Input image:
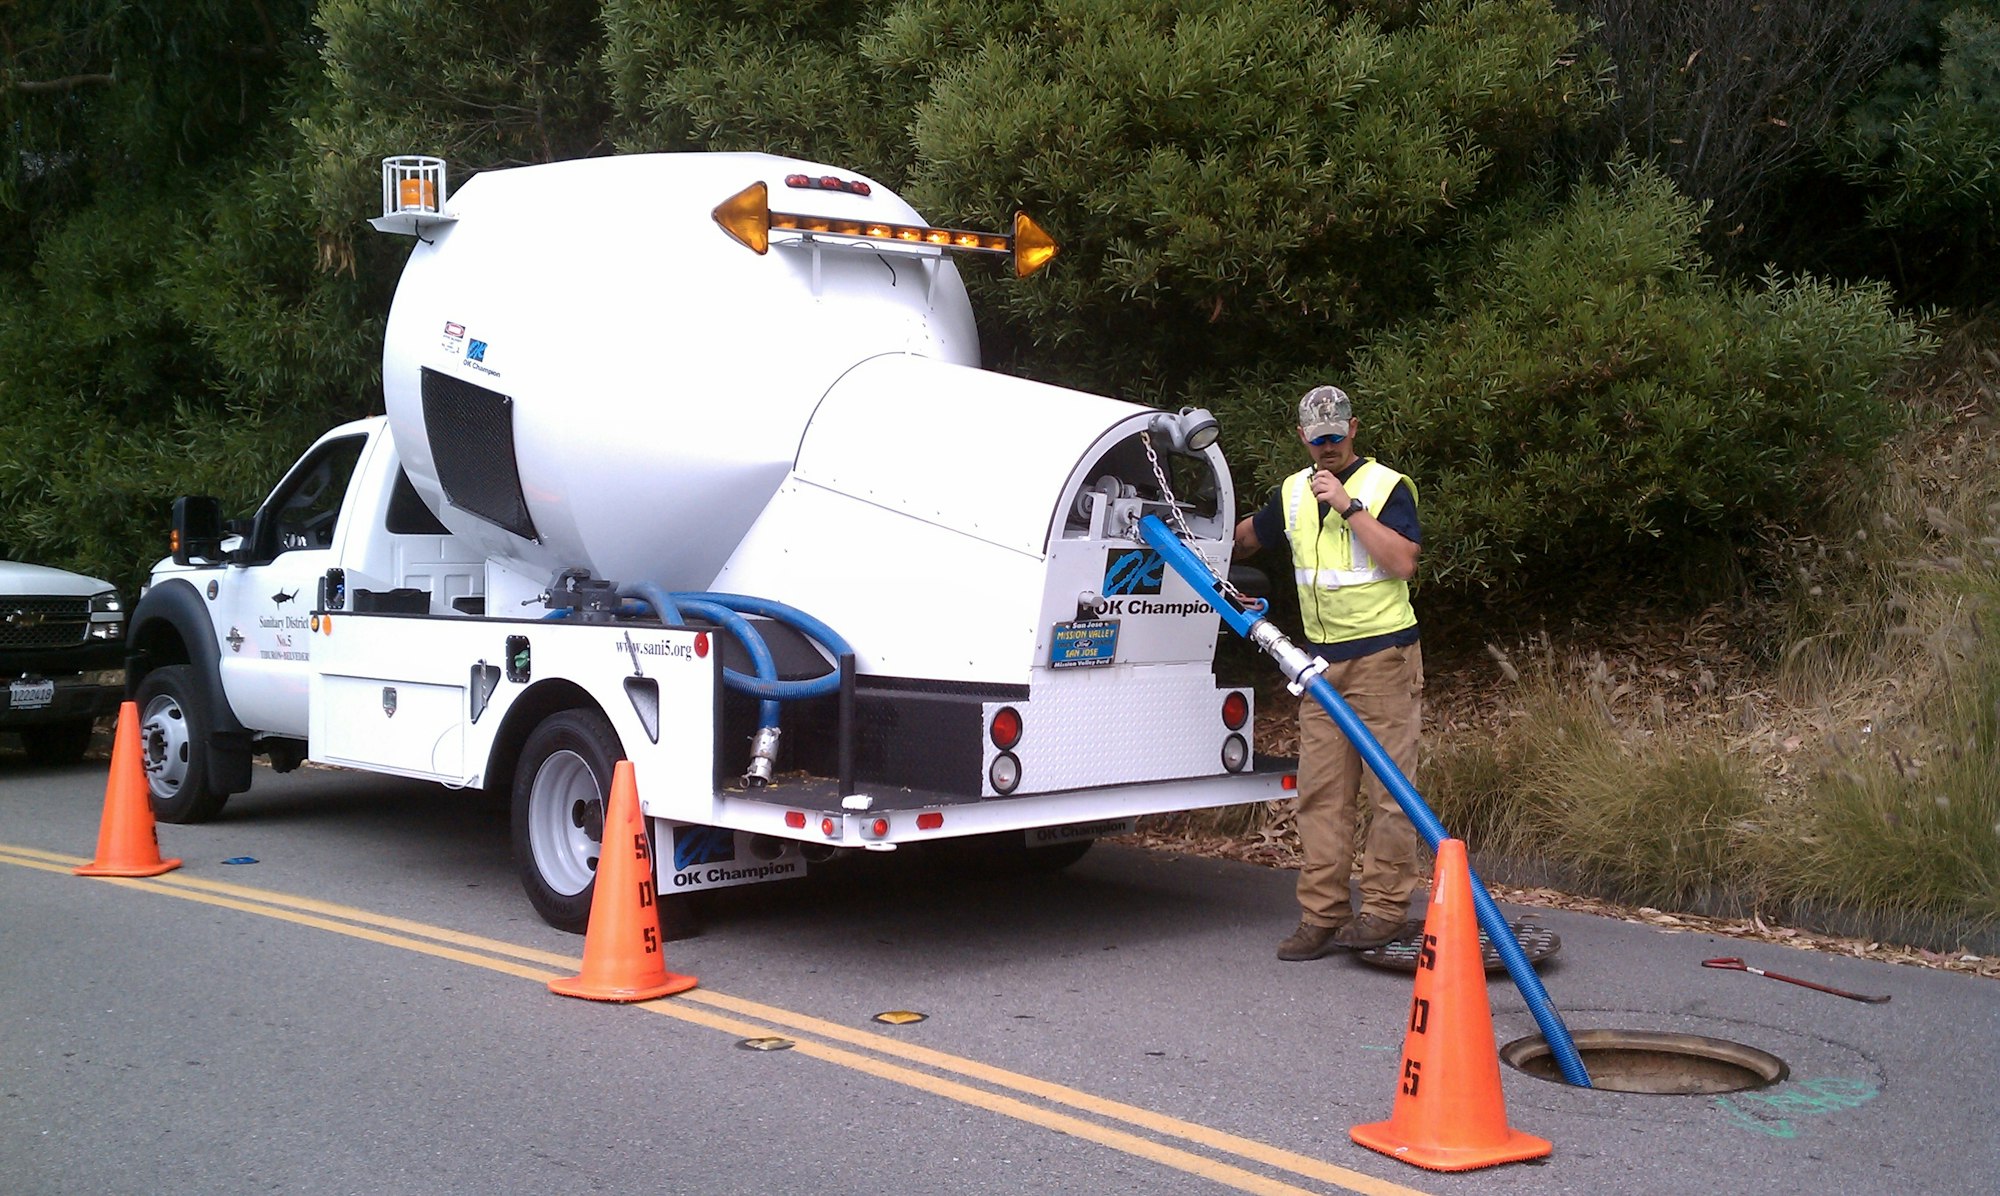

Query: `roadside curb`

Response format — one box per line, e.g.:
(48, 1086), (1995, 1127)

(1472, 853), (2000, 958)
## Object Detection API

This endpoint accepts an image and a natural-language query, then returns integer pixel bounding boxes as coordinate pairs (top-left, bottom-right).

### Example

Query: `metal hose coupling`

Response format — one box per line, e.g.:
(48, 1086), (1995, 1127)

(744, 725), (782, 788)
(1248, 621), (1329, 693)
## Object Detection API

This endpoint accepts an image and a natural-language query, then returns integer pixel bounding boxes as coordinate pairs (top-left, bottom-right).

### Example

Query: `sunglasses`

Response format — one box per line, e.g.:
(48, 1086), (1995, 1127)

(1309, 433), (1346, 447)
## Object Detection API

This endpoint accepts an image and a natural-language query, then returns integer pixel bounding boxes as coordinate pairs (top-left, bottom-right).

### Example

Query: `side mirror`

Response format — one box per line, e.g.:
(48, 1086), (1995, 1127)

(171, 496), (225, 565)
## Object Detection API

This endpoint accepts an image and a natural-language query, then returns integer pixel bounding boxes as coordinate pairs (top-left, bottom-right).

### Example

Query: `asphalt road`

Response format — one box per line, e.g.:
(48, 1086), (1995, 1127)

(3, 752), (1995, 1196)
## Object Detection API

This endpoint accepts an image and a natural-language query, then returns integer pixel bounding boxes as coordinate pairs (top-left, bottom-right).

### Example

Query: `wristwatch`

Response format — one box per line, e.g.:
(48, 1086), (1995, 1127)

(1339, 498), (1367, 520)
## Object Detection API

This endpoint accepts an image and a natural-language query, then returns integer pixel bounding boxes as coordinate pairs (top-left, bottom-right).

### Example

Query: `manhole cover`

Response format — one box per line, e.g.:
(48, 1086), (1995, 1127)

(1502, 1029), (1788, 1094)
(1355, 919), (1561, 973)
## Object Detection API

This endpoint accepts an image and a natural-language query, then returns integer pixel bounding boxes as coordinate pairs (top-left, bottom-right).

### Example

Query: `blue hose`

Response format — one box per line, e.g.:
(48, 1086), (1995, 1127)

(607, 587), (853, 784)
(671, 597), (782, 729)
(1137, 514), (1592, 1088)
(624, 582), (684, 627)
(615, 587), (854, 717)
(669, 592), (853, 700)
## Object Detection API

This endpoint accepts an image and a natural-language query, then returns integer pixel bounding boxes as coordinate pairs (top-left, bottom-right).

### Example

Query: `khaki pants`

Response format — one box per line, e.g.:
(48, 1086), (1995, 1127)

(1295, 642), (1424, 925)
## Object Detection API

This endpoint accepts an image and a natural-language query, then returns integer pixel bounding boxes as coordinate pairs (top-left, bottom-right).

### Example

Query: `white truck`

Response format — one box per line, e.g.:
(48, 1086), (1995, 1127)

(1, 559), (126, 763)
(127, 152), (1284, 931)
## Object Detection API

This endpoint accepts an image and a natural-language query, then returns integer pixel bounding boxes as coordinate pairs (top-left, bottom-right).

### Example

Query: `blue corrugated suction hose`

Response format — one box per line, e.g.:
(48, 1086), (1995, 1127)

(609, 587), (856, 785)
(1136, 514), (1592, 1088)
(668, 592), (854, 700)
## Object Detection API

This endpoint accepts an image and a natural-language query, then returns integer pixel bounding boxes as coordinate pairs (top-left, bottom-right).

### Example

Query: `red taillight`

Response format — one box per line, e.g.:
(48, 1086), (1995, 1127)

(871, 818), (889, 837)
(990, 706), (1022, 750)
(784, 173), (871, 196)
(821, 817), (837, 837)
(785, 811), (806, 829)
(1222, 691), (1249, 730)
(694, 632), (710, 658)
(1281, 773), (1297, 791)
(916, 812), (943, 830)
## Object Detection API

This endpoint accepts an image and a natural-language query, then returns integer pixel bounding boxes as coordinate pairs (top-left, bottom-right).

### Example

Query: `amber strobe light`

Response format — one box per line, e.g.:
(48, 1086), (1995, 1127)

(711, 181), (1058, 278)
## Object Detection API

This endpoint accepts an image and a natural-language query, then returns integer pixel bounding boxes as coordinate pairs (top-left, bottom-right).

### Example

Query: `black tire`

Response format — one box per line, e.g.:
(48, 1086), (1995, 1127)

(512, 708), (623, 933)
(134, 665), (230, 823)
(1021, 837), (1095, 874)
(925, 832), (1094, 878)
(22, 719), (93, 766)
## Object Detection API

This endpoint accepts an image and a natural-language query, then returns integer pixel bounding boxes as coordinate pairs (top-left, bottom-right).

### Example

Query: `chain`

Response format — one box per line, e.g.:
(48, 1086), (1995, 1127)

(1140, 430), (1254, 609)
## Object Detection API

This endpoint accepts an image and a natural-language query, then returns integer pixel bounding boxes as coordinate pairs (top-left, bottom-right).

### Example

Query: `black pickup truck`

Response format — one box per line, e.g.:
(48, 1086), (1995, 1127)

(1, 560), (126, 763)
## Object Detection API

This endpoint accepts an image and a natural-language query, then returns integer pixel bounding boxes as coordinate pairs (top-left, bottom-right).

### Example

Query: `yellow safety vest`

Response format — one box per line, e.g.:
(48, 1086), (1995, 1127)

(1282, 459), (1418, 645)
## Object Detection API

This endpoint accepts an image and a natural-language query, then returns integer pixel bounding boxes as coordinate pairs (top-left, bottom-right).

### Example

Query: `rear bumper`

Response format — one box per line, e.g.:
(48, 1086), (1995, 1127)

(689, 754), (1298, 846)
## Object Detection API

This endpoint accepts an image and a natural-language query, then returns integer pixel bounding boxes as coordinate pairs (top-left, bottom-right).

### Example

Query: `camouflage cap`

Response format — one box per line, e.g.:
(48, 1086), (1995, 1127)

(1297, 385), (1352, 441)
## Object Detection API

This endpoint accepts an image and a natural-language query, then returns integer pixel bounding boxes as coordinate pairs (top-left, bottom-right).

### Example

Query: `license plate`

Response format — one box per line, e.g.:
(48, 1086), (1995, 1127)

(8, 679), (55, 710)
(1049, 619), (1119, 668)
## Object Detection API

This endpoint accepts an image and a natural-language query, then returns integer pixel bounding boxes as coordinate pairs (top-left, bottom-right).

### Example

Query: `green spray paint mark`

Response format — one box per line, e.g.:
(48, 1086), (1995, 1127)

(1715, 1077), (1879, 1138)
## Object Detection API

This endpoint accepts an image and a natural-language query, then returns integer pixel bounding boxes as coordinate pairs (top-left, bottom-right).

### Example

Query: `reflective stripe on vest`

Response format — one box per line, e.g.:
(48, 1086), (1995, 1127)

(1282, 459), (1418, 644)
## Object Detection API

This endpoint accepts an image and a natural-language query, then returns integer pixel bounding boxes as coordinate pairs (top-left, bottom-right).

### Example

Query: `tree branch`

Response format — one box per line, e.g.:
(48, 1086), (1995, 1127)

(12, 73), (115, 94)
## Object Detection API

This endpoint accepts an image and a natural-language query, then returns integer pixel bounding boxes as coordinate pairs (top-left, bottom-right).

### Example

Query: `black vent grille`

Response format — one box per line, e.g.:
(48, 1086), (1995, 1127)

(420, 367), (538, 541)
(0, 597), (89, 649)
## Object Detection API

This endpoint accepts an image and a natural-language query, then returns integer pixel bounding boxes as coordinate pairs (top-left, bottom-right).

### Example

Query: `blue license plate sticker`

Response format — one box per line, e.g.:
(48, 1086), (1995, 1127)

(1050, 619), (1119, 668)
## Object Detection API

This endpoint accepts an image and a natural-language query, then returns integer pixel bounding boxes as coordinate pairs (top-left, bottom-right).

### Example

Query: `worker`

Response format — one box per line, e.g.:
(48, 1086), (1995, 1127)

(1234, 384), (1424, 958)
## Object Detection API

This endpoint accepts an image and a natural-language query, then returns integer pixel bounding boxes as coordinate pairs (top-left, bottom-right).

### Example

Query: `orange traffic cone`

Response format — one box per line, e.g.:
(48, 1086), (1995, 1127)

(74, 702), (181, 878)
(1350, 839), (1550, 1171)
(549, 760), (697, 1002)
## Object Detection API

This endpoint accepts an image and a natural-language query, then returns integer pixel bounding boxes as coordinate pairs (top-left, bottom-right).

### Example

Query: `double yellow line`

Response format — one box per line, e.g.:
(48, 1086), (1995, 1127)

(0, 842), (1430, 1196)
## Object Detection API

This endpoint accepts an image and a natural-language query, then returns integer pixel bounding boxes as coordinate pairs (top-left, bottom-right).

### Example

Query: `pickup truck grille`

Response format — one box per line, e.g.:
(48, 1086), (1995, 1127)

(0, 597), (89, 649)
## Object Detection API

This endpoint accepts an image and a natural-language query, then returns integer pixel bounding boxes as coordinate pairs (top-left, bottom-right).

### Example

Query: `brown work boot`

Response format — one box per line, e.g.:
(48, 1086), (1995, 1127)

(1332, 912), (1405, 950)
(1276, 919), (1348, 961)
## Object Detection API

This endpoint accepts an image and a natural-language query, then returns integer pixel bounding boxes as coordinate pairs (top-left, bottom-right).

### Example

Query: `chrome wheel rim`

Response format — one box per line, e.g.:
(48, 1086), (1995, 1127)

(528, 749), (603, 896)
(140, 693), (190, 798)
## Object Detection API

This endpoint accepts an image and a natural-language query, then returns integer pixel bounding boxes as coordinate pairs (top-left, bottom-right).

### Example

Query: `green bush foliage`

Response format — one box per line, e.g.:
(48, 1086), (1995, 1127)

(602, 0), (1606, 399)
(0, 2), (343, 591)
(1832, 4), (2000, 305)
(1314, 162), (1927, 591)
(304, 0), (613, 248)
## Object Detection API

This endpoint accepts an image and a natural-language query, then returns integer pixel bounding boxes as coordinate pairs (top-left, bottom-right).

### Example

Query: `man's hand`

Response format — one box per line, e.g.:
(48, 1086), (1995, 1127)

(1309, 468), (1352, 509)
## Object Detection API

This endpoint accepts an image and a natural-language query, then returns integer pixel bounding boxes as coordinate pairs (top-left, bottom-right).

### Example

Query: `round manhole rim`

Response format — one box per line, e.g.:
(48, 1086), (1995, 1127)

(1500, 1028), (1789, 1095)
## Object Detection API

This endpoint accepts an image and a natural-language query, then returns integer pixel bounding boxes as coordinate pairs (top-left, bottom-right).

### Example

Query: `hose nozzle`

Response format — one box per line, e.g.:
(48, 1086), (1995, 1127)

(743, 725), (781, 788)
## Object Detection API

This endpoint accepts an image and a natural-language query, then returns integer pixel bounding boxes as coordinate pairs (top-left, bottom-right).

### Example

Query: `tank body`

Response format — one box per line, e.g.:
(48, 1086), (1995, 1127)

(380, 152), (982, 590)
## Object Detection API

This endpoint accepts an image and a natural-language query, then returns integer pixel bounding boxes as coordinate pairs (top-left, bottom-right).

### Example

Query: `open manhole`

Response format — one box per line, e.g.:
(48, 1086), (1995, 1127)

(1501, 1029), (1788, 1094)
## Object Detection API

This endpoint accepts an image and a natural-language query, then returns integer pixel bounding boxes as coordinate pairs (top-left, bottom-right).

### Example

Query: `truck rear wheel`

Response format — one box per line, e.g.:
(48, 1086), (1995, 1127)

(513, 708), (622, 933)
(926, 833), (1094, 877)
(134, 665), (230, 823)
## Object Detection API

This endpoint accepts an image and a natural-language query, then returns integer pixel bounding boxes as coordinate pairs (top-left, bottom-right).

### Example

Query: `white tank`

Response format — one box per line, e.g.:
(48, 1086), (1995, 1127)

(379, 152), (982, 591)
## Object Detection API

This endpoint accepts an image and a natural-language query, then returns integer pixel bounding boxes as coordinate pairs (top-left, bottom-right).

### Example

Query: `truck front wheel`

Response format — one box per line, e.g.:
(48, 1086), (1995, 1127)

(22, 719), (93, 766)
(134, 665), (229, 823)
(513, 709), (622, 933)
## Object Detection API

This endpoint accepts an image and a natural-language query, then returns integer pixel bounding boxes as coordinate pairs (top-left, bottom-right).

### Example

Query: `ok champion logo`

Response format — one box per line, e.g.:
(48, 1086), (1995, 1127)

(1103, 548), (1165, 596)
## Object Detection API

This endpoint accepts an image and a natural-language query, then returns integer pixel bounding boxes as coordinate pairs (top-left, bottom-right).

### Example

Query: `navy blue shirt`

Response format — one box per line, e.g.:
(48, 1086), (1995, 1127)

(1249, 458), (1421, 662)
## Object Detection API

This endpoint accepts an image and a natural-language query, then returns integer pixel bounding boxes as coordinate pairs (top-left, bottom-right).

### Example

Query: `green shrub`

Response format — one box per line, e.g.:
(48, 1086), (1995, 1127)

(1832, 6), (2000, 306)
(1330, 160), (1926, 592)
